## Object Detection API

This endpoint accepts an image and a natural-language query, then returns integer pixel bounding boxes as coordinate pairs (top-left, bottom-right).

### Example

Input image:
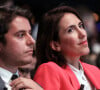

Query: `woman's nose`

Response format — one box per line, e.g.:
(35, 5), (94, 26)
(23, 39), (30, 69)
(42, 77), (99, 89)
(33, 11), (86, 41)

(78, 28), (86, 39)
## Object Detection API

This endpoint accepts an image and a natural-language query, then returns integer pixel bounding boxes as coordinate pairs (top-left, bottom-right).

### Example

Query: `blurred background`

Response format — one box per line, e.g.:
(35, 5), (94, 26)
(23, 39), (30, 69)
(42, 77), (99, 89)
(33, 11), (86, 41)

(13, 0), (100, 22)
(1, 0), (100, 68)
(13, 0), (100, 68)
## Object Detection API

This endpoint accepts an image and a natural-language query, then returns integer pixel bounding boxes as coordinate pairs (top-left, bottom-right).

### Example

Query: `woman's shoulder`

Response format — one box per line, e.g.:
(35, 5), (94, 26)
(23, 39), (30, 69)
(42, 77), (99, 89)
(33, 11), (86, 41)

(39, 61), (58, 66)
(37, 61), (62, 71)
(81, 62), (100, 71)
(34, 61), (62, 80)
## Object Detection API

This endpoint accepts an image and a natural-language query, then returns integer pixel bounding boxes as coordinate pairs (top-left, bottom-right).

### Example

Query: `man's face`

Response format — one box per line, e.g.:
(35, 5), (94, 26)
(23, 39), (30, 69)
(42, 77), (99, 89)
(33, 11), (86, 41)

(0, 16), (35, 67)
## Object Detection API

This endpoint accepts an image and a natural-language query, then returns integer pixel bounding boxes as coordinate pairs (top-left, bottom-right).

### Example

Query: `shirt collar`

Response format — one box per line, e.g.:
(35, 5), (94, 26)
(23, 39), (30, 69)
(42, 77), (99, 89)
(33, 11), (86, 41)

(0, 67), (19, 83)
(68, 61), (84, 73)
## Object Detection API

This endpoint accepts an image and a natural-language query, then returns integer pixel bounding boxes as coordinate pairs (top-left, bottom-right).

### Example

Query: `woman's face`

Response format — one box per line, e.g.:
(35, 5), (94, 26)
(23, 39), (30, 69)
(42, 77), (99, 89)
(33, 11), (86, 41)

(57, 13), (89, 57)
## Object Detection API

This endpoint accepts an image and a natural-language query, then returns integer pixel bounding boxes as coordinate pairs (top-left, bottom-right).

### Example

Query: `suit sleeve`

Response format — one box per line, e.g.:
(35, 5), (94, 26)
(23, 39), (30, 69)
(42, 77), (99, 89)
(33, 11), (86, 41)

(33, 63), (60, 90)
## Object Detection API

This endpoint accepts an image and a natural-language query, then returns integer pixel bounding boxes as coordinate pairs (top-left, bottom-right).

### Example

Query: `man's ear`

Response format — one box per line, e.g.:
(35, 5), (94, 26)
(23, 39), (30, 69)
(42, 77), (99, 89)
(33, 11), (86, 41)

(50, 41), (61, 52)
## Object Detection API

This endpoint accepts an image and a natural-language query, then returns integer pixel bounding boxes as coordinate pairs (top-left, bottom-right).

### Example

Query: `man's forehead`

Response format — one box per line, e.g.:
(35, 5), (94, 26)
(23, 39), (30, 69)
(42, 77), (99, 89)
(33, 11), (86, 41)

(9, 16), (31, 32)
(11, 16), (30, 25)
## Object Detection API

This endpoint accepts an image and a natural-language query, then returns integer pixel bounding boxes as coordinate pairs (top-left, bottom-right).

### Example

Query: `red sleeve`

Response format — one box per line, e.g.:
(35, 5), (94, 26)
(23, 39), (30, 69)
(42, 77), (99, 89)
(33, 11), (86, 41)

(33, 63), (60, 90)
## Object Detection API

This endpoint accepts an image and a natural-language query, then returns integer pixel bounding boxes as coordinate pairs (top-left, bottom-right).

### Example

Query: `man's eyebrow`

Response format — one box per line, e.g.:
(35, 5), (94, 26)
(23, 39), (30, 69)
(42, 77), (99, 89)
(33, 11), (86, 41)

(15, 29), (31, 33)
(14, 30), (26, 35)
(14, 29), (32, 35)
(15, 30), (26, 33)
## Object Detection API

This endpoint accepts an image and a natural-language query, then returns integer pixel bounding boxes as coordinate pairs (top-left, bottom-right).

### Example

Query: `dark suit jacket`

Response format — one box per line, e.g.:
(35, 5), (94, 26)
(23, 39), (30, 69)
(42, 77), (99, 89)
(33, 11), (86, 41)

(0, 77), (6, 90)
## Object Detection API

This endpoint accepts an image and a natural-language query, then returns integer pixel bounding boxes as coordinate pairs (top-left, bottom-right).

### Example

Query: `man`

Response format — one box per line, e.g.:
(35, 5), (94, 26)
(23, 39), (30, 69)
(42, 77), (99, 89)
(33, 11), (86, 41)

(19, 50), (37, 79)
(0, 5), (43, 90)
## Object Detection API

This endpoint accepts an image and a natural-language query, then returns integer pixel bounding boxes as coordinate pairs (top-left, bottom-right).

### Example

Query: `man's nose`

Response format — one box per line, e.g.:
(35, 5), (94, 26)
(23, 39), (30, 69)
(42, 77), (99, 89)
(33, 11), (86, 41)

(27, 34), (35, 46)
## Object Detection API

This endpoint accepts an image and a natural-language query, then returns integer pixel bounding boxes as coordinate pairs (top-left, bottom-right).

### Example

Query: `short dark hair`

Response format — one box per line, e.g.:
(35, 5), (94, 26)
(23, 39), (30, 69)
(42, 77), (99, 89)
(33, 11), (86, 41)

(0, 5), (32, 44)
(36, 6), (83, 67)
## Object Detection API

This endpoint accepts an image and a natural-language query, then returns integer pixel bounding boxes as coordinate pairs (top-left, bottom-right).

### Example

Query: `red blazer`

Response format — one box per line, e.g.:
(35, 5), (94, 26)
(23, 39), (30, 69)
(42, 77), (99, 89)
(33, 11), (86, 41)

(34, 61), (100, 90)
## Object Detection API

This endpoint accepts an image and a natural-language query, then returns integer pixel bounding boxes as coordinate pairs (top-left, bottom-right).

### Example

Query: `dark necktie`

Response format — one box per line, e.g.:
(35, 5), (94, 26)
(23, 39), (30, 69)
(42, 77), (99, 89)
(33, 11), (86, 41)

(3, 74), (18, 90)
(3, 87), (7, 90)
(11, 74), (18, 80)
(11, 74), (24, 90)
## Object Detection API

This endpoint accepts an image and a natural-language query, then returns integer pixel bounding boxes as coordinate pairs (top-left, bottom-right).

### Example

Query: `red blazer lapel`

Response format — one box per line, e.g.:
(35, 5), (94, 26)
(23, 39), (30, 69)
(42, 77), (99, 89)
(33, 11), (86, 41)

(81, 62), (100, 89)
(65, 65), (80, 90)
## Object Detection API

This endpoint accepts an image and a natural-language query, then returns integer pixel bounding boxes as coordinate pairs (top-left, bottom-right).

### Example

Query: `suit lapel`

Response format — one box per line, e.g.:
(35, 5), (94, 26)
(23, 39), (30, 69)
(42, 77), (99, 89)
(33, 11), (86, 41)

(0, 76), (5, 89)
(81, 62), (100, 89)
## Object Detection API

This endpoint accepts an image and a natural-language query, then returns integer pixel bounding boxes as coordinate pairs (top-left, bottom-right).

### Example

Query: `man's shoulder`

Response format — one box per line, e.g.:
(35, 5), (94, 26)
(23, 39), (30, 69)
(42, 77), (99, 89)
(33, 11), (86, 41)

(0, 77), (5, 89)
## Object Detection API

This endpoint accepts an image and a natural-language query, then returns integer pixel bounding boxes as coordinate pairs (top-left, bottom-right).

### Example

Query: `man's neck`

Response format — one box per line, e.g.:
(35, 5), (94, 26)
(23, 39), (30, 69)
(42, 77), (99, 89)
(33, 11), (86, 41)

(0, 60), (18, 73)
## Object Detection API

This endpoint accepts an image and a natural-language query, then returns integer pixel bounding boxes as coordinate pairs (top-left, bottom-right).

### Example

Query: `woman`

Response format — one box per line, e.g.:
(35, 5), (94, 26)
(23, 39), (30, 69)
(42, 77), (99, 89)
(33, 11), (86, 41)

(34, 6), (100, 90)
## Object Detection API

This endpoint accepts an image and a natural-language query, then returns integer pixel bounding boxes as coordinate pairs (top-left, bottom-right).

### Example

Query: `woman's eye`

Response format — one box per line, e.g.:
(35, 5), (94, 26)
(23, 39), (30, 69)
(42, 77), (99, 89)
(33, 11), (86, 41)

(67, 27), (75, 33)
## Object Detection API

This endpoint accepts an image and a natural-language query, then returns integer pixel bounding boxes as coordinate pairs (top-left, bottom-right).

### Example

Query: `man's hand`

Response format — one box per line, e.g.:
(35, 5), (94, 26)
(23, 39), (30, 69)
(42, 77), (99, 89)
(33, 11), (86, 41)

(10, 77), (43, 90)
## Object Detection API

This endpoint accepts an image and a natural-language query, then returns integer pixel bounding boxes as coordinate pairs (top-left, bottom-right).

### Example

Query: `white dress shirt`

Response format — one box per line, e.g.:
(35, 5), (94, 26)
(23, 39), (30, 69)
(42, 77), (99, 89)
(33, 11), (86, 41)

(0, 67), (19, 90)
(68, 62), (95, 90)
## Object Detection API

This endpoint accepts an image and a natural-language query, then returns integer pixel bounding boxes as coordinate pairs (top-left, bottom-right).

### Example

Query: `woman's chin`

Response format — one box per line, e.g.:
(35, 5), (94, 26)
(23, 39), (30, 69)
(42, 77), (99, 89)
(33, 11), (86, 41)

(81, 48), (90, 56)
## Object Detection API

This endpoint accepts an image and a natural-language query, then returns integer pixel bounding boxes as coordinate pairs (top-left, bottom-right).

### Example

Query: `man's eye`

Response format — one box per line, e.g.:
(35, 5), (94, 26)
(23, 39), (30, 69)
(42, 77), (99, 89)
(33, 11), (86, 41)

(17, 33), (25, 38)
(68, 28), (73, 33)
(29, 31), (32, 35)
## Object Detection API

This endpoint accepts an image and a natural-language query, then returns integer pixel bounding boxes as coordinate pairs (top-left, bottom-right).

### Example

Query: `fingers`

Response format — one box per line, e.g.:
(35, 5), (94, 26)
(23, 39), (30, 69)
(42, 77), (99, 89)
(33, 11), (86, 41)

(12, 83), (25, 90)
(10, 77), (33, 90)
(10, 77), (43, 90)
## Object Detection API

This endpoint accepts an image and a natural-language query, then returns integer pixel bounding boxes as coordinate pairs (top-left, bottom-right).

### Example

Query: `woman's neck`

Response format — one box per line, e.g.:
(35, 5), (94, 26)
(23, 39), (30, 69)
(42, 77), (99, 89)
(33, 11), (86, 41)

(65, 56), (80, 69)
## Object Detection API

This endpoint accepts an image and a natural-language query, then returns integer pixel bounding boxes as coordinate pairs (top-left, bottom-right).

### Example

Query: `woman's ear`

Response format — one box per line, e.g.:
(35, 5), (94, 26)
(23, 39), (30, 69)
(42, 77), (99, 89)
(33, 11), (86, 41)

(50, 41), (61, 52)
